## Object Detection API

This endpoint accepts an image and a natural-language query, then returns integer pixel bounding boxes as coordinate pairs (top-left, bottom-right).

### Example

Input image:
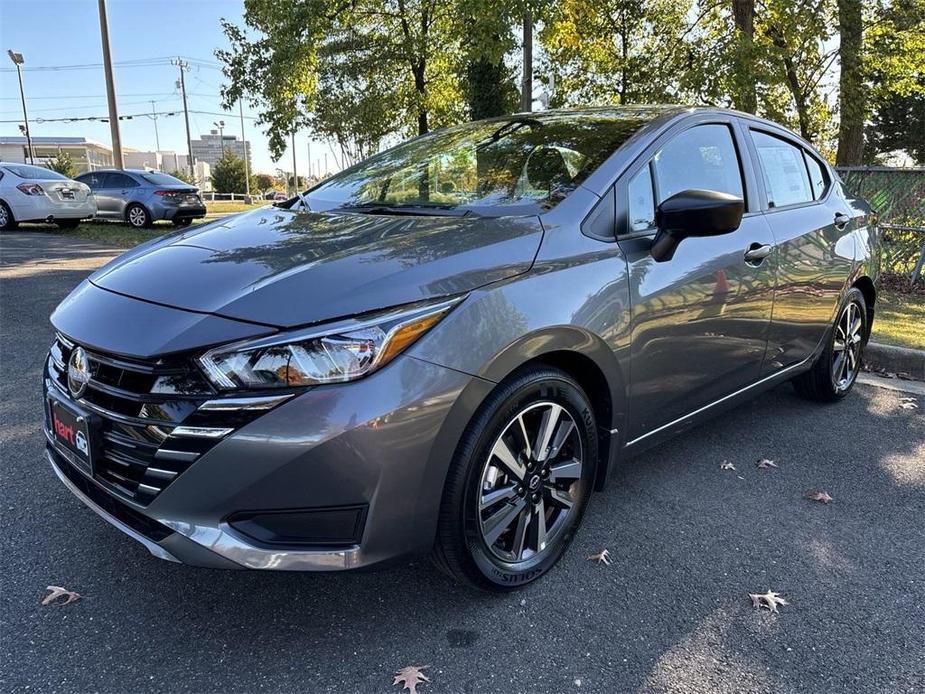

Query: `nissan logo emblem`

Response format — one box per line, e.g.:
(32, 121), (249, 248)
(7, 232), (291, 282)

(67, 346), (91, 399)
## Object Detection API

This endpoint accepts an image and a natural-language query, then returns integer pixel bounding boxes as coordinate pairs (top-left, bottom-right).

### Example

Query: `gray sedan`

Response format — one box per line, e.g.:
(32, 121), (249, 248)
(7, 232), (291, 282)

(45, 106), (878, 591)
(74, 169), (206, 228)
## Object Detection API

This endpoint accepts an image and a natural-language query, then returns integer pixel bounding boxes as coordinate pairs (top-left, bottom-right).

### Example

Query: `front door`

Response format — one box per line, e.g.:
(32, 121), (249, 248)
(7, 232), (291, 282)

(618, 120), (777, 442)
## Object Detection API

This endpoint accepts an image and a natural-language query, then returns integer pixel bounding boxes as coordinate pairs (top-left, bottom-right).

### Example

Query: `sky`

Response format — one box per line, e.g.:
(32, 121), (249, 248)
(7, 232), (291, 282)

(0, 0), (336, 176)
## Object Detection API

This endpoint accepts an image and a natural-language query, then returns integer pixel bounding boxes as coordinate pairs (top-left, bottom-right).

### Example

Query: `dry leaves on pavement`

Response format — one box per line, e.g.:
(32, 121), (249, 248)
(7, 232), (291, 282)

(756, 458), (778, 469)
(806, 490), (834, 504)
(899, 398), (918, 410)
(41, 586), (82, 606)
(587, 549), (612, 566)
(719, 461), (736, 471)
(393, 666), (429, 694)
(749, 590), (790, 613)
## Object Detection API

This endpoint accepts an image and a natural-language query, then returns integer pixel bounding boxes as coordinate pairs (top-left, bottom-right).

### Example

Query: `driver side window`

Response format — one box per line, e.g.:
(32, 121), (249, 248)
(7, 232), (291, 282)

(653, 124), (744, 203)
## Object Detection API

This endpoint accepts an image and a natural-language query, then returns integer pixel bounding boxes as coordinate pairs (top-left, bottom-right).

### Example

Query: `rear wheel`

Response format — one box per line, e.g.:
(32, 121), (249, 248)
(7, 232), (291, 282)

(432, 367), (597, 591)
(793, 287), (868, 402)
(0, 201), (17, 231)
(126, 204), (151, 229)
(56, 219), (81, 229)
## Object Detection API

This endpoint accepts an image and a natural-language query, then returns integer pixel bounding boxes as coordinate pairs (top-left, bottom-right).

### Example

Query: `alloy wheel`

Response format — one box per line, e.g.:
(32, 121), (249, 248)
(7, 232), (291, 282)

(128, 206), (147, 227)
(477, 401), (583, 563)
(0, 205), (8, 228)
(832, 301), (862, 391)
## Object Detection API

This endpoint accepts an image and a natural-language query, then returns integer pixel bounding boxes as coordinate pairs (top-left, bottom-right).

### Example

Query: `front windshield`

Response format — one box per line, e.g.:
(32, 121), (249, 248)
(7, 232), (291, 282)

(3, 164), (68, 180)
(308, 109), (665, 214)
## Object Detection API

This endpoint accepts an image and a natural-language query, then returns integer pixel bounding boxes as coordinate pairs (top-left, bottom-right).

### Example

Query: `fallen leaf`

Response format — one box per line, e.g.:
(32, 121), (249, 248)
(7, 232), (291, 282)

(587, 549), (612, 566)
(749, 590), (790, 613)
(720, 461), (736, 471)
(806, 490), (833, 504)
(900, 402), (918, 410)
(756, 458), (778, 469)
(393, 666), (429, 694)
(41, 586), (82, 606)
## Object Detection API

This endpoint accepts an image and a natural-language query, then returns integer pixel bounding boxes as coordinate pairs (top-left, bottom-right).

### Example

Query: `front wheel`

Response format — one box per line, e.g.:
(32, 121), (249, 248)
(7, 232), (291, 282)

(793, 287), (868, 402)
(432, 367), (598, 591)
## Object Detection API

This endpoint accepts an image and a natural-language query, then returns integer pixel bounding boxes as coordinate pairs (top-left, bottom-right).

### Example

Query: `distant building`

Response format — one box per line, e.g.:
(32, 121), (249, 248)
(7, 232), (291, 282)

(123, 149), (190, 173)
(0, 136), (113, 172)
(190, 130), (251, 169)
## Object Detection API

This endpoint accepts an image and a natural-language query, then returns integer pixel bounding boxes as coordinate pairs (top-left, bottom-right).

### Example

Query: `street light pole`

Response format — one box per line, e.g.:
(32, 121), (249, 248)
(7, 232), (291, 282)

(239, 100), (250, 199)
(7, 50), (34, 164)
(291, 130), (298, 194)
(97, 0), (124, 169)
(213, 120), (225, 153)
(149, 100), (160, 152)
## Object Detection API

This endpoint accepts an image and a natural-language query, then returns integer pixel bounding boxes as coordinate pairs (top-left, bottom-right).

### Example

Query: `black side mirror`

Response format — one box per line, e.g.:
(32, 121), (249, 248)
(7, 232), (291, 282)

(650, 189), (744, 262)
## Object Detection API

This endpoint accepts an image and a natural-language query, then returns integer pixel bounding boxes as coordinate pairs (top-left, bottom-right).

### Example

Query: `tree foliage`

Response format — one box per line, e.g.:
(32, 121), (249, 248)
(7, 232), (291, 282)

(45, 149), (77, 179)
(168, 168), (194, 184)
(211, 149), (252, 193)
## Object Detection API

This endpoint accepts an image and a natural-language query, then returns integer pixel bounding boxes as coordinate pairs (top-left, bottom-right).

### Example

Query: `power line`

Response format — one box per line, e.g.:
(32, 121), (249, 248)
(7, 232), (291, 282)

(0, 56), (222, 73)
(0, 108), (258, 124)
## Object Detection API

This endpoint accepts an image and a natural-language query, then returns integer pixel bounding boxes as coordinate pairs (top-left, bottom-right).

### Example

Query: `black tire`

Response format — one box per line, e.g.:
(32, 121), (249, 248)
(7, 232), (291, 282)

(56, 219), (81, 229)
(0, 201), (17, 231)
(126, 203), (152, 229)
(432, 366), (598, 591)
(793, 287), (868, 402)
(172, 217), (193, 228)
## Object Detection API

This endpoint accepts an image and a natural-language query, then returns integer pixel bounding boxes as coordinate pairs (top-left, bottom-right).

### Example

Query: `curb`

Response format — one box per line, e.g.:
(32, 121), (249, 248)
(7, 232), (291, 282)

(865, 341), (925, 381)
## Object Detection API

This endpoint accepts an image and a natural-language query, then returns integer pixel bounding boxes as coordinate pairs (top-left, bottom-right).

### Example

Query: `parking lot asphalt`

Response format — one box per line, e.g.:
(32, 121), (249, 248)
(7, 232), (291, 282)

(1, 231), (923, 694)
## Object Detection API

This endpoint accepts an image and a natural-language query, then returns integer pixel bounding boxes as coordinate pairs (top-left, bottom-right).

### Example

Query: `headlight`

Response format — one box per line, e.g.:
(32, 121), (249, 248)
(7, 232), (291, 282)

(197, 296), (463, 390)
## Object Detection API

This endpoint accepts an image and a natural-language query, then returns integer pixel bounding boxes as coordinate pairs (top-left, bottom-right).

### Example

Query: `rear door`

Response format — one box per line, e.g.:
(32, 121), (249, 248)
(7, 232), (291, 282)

(744, 127), (855, 375)
(96, 172), (139, 218)
(618, 115), (777, 442)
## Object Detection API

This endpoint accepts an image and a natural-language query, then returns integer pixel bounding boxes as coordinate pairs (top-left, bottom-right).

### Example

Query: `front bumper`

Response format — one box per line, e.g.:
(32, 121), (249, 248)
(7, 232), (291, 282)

(45, 352), (491, 571)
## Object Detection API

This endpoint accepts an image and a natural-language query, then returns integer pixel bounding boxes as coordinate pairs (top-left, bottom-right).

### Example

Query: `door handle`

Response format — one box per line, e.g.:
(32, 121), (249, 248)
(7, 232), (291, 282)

(744, 243), (772, 264)
(834, 212), (851, 229)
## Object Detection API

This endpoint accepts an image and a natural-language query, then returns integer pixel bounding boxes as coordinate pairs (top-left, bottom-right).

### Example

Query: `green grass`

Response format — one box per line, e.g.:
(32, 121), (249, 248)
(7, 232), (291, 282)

(17, 220), (206, 248)
(873, 290), (925, 350)
(205, 200), (267, 214)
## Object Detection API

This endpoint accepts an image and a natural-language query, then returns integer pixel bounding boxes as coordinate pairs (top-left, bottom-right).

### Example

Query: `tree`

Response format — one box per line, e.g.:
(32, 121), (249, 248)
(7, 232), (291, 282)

(169, 168), (194, 184)
(254, 173), (275, 192)
(836, 0), (864, 164)
(45, 149), (76, 179)
(540, 0), (690, 107)
(731, 0), (758, 113)
(211, 150), (252, 193)
(217, 0), (467, 162)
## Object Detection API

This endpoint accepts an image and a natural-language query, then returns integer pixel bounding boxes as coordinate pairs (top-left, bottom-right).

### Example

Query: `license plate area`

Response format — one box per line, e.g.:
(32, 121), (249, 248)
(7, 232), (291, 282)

(48, 394), (94, 477)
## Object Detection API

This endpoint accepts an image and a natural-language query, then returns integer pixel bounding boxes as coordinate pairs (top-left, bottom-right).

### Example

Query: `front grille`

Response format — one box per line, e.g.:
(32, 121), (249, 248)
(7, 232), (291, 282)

(46, 334), (240, 506)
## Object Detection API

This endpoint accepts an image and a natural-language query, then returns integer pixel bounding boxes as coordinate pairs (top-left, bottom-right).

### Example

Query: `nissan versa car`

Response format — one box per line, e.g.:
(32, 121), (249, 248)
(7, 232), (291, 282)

(0, 162), (96, 230)
(44, 106), (878, 590)
(74, 169), (206, 228)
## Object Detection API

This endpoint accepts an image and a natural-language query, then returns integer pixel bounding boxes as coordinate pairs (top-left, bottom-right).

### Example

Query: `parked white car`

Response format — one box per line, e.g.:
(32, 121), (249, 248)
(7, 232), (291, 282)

(0, 162), (96, 231)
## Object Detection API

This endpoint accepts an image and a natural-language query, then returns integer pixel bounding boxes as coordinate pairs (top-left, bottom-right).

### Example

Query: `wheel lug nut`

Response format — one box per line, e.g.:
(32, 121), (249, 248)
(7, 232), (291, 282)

(531, 493), (540, 502)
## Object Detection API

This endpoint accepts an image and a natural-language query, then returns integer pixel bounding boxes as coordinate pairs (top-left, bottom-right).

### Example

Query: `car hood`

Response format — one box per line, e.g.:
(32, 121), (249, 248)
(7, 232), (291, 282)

(90, 206), (543, 328)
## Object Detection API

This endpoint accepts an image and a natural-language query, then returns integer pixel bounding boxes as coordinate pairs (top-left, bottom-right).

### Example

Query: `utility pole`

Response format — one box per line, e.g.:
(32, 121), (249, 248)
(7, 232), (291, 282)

(291, 130), (298, 193)
(97, 0), (123, 169)
(324, 152), (328, 178)
(149, 100), (160, 151)
(172, 58), (195, 180)
(521, 11), (534, 112)
(239, 100), (250, 200)
(6, 50), (34, 164)
(306, 140), (311, 182)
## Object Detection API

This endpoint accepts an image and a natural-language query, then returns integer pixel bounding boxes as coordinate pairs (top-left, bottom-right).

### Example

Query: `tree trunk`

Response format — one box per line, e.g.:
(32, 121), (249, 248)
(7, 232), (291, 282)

(770, 31), (813, 140)
(732, 0), (757, 114)
(521, 11), (533, 112)
(836, 0), (864, 165)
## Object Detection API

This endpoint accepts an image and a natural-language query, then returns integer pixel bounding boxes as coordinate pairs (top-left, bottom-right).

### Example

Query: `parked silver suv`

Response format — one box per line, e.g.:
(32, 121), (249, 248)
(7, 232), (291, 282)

(74, 169), (206, 228)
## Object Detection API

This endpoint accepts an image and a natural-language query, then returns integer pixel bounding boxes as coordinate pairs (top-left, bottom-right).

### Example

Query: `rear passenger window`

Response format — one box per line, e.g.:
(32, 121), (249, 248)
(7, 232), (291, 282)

(627, 165), (655, 231)
(652, 124), (744, 203)
(751, 131), (813, 208)
(803, 153), (828, 199)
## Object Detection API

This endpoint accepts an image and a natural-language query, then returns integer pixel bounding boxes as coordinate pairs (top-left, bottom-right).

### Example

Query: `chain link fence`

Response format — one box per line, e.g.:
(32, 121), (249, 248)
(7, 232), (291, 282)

(836, 166), (925, 284)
